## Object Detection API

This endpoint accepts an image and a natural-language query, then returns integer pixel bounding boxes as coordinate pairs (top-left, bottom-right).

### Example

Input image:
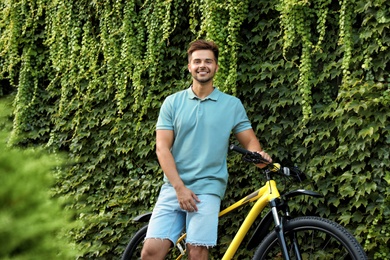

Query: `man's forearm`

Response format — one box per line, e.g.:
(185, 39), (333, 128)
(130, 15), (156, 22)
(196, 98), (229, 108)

(156, 149), (185, 190)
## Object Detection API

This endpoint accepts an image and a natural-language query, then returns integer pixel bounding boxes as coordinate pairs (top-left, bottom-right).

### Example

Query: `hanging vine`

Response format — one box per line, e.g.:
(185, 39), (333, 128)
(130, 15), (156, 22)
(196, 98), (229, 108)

(278, 0), (331, 121)
(1, 0), (51, 146)
(0, 0), (21, 87)
(115, 0), (137, 114)
(188, 0), (201, 35)
(338, 0), (353, 89)
(130, 0), (183, 128)
(225, 0), (249, 96)
(196, 0), (249, 94)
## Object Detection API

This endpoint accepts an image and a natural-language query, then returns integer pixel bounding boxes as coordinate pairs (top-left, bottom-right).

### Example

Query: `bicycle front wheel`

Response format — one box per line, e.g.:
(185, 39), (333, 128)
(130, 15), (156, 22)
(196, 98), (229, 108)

(253, 216), (367, 260)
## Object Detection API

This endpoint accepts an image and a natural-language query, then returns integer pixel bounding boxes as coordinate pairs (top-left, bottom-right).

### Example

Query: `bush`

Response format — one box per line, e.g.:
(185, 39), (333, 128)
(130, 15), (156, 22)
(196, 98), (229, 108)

(0, 97), (81, 260)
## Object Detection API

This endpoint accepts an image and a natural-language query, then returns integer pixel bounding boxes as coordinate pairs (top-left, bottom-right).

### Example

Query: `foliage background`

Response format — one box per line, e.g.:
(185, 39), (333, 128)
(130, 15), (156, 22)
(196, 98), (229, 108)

(0, 0), (389, 259)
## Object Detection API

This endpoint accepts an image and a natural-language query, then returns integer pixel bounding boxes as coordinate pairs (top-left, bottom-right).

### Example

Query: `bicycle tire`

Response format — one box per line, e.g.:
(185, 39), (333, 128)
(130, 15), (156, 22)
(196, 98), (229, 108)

(122, 225), (148, 260)
(253, 216), (367, 260)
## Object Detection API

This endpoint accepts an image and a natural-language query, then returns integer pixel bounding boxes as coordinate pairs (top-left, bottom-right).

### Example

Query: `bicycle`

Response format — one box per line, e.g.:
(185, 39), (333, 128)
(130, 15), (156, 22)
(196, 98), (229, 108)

(122, 144), (367, 259)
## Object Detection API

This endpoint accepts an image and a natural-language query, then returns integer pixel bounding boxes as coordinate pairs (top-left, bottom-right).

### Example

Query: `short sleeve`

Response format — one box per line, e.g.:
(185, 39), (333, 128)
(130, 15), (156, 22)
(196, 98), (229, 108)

(232, 100), (252, 134)
(156, 97), (174, 130)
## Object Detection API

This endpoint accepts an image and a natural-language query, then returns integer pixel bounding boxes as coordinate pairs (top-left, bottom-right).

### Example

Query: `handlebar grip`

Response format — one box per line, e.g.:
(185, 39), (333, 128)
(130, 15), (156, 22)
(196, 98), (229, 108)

(229, 144), (252, 155)
(229, 144), (269, 164)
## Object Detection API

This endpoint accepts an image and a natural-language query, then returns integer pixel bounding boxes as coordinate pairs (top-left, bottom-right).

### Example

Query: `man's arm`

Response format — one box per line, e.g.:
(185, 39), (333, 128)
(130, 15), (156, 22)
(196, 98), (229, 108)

(235, 129), (272, 167)
(156, 129), (183, 189)
(156, 129), (200, 211)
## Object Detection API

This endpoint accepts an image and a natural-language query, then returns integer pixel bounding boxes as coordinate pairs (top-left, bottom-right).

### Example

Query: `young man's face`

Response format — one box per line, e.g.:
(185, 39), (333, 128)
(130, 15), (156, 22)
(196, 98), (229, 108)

(188, 50), (219, 84)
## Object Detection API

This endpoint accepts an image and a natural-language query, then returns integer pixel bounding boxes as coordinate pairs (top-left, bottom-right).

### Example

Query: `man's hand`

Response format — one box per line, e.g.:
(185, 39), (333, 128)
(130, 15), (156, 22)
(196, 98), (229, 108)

(255, 150), (272, 168)
(175, 185), (200, 212)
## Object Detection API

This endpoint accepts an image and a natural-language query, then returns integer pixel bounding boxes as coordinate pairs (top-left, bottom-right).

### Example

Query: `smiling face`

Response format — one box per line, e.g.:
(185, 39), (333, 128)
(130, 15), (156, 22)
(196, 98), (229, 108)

(188, 49), (219, 85)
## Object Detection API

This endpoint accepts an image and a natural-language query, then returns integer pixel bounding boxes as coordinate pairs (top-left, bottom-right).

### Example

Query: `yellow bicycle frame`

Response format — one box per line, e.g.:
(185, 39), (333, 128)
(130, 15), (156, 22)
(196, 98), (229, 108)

(221, 180), (280, 259)
(173, 180), (281, 260)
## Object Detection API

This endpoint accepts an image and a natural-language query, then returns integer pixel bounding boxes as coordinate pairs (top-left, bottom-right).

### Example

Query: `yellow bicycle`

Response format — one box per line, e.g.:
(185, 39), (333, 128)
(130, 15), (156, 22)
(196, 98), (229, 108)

(122, 144), (367, 259)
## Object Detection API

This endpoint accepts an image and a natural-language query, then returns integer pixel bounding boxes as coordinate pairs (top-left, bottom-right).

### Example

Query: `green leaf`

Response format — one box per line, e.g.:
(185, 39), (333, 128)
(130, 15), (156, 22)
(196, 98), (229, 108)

(358, 126), (374, 138)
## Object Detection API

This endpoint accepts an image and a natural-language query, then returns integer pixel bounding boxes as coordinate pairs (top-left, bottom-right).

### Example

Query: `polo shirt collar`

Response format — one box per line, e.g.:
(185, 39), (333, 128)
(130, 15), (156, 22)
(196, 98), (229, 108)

(187, 86), (220, 101)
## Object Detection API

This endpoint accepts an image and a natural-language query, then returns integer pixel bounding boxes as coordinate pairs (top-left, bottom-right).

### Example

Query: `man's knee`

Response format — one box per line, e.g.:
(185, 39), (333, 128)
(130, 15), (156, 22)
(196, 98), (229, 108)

(141, 239), (172, 260)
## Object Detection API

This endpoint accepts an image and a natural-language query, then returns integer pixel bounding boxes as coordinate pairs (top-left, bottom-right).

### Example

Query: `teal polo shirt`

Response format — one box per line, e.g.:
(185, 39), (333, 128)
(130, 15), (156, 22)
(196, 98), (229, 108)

(156, 87), (252, 198)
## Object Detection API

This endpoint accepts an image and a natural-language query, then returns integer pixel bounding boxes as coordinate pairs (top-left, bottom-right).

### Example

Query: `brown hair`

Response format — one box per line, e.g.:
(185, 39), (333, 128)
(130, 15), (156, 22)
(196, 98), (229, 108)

(187, 39), (219, 64)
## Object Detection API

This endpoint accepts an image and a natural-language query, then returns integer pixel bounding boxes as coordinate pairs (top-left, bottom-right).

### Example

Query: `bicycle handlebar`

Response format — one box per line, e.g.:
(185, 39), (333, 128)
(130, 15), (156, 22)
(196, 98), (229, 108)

(229, 144), (307, 181)
(229, 144), (271, 164)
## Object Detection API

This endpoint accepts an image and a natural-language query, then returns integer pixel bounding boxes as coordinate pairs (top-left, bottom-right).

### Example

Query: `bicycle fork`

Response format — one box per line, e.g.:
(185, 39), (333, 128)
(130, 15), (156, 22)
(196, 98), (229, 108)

(270, 199), (302, 260)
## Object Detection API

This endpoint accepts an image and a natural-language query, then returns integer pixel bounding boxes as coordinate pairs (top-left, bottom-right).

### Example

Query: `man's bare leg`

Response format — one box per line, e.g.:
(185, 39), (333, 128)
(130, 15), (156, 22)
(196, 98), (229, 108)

(141, 238), (172, 260)
(187, 244), (208, 260)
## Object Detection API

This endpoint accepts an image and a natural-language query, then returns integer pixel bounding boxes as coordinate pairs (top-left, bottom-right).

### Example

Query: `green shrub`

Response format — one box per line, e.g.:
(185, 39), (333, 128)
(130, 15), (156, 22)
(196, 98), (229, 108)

(0, 97), (81, 259)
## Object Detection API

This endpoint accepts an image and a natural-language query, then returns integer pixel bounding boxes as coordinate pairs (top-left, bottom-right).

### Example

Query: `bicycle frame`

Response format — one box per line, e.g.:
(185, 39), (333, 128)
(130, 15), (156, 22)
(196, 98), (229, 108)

(166, 179), (282, 260)
(132, 177), (322, 260)
(219, 179), (280, 259)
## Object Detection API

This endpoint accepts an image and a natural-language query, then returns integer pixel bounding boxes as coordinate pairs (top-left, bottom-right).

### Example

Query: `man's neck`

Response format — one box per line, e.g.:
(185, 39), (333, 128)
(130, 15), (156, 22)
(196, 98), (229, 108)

(191, 82), (214, 99)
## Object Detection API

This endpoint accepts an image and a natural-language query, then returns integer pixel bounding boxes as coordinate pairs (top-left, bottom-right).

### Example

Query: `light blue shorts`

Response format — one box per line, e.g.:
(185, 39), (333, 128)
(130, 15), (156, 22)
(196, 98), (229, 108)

(145, 184), (221, 247)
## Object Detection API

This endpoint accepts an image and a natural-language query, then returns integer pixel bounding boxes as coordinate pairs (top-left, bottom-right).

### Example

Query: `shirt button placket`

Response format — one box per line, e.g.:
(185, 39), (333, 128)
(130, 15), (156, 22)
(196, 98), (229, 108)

(198, 100), (202, 116)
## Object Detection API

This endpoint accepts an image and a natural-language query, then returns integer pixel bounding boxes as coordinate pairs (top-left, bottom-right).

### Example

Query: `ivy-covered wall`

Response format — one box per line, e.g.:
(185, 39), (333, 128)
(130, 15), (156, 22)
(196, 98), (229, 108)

(0, 0), (389, 259)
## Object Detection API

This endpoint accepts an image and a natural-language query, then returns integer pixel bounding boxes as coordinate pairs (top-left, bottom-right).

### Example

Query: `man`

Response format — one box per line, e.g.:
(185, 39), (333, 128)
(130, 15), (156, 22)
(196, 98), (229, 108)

(141, 39), (272, 260)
